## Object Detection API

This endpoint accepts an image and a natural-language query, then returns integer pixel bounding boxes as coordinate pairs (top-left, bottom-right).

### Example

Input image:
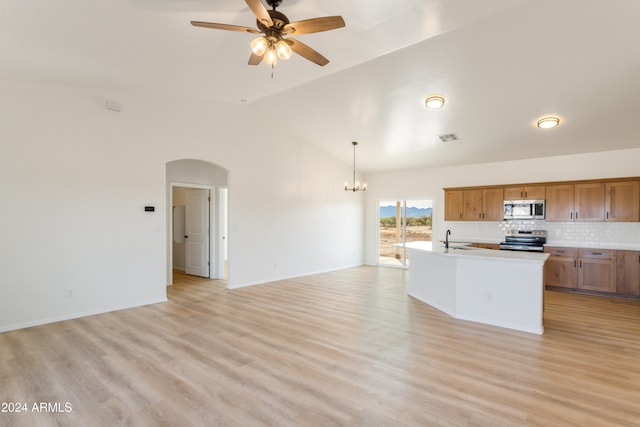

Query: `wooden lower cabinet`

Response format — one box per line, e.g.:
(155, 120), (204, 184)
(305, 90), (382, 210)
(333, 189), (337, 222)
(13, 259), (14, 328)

(578, 249), (616, 293)
(617, 251), (640, 295)
(544, 247), (578, 289)
(545, 247), (620, 295)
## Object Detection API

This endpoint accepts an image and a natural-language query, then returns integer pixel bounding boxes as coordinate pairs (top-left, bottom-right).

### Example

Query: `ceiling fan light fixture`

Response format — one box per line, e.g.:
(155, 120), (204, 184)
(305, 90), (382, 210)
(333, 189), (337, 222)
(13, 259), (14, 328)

(537, 116), (560, 129)
(191, 1), (345, 70)
(276, 39), (292, 60)
(264, 46), (278, 65)
(425, 95), (445, 109)
(250, 36), (268, 56)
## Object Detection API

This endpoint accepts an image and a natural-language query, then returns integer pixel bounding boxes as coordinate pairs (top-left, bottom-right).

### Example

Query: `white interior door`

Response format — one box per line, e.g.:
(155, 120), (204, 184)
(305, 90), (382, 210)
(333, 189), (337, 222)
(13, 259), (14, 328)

(185, 189), (210, 277)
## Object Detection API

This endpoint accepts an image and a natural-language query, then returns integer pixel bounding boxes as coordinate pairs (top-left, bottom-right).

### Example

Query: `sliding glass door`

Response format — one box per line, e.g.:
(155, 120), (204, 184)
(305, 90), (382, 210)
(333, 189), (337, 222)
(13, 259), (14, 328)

(378, 199), (432, 267)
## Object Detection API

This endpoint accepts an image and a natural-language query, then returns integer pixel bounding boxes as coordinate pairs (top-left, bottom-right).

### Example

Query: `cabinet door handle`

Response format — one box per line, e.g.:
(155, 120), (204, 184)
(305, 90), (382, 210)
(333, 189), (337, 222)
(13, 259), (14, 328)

(606, 212), (609, 219)
(591, 252), (603, 256)
(574, 260), (577, 268)
(557, 250), (565, 254)
(575, 212), (579, 219)
(579, 260), (582, 268)
(570, 212), (573, 220)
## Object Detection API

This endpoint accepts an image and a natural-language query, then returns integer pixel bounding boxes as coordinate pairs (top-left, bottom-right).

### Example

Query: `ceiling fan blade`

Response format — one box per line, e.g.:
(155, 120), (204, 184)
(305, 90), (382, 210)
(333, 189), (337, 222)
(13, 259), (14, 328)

(245, 0), (273, 27)
(283, 16), (345, 35)
(248, 52), (264, 66)
(287, 38), (330, 66)
(191, 21), (260, 33)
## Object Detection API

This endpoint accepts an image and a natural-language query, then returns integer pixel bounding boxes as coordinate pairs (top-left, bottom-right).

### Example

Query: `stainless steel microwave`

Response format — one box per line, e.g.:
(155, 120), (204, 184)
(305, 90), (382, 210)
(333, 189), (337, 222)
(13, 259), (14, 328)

(503, 200), (545, 220)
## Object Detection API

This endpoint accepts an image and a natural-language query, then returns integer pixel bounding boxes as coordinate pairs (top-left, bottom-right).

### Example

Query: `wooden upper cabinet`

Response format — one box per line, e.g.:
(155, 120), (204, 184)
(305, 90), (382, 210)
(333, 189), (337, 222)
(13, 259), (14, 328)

(446, 178), (639, 223)
(545, 184), (575, 221)
(503, 185), (545, 200)
(483, 188), (504, 220)
(575, 182), (605, 221)
(463, 188), (503, 221)
(444, 190), (464, 221)
(463, 189), (483, 220)
(605, 181), (639, 222)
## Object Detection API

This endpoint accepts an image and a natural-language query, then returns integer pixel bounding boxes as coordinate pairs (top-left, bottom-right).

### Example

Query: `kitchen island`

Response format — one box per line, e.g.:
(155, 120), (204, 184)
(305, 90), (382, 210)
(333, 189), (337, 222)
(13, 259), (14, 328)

(402, 241), (549, 334)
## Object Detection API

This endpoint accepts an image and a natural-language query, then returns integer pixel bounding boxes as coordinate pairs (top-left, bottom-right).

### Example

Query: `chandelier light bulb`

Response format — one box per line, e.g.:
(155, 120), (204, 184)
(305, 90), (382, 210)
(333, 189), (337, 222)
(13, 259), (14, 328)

(250, 36), (268, 56)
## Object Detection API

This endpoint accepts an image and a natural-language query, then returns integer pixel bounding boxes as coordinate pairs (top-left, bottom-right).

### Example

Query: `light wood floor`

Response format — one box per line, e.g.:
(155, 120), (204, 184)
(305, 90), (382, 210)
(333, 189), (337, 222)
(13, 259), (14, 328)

(1, 266), (640, 426)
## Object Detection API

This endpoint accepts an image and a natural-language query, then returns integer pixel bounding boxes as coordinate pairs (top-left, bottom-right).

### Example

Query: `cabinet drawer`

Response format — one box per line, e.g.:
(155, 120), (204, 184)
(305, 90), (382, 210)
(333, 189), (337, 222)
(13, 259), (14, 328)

(545, 247), (578, 257)
(579, 249), (616, 260)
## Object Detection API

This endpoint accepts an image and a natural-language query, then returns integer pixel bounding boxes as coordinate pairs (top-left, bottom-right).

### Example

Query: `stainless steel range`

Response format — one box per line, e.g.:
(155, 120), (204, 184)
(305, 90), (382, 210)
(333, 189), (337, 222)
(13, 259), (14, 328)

(499, 229), (547, 252)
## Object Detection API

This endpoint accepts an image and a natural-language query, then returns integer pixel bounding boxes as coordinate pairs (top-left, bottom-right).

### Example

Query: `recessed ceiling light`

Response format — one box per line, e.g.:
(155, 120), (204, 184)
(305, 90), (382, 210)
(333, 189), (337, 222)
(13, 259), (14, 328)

(537, 116), (560, 129)
(425, 95), (445, 109)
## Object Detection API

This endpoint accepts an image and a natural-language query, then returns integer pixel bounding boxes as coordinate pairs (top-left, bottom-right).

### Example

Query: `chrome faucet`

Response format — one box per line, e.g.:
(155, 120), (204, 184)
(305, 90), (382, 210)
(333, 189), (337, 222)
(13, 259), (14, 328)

(445, 229), (451, 249)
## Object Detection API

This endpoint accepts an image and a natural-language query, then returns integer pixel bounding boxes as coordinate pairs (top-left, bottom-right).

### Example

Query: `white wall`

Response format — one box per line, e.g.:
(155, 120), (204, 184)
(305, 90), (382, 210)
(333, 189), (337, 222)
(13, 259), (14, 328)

(364, 148), (640, 264)
(0, 80), (363, 332)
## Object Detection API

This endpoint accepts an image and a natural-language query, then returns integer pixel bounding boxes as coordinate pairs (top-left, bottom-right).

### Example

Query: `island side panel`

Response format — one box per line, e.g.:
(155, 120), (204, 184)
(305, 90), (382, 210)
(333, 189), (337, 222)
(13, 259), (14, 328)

(407, 249), (457, 317)
(455, 257), (545, 334)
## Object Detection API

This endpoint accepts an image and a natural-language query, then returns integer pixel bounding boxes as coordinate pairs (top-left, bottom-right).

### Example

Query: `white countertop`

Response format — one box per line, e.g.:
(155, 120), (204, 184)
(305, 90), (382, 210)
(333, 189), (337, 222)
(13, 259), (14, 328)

(441, 237), (640, 252)
(544, 241), (640, 251)
(398, 241), (549, 263)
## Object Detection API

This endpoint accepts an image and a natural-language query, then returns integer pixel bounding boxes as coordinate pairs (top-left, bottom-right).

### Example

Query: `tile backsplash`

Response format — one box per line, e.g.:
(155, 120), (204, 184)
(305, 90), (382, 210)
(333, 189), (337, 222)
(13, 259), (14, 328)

(445, 220), (640, 249)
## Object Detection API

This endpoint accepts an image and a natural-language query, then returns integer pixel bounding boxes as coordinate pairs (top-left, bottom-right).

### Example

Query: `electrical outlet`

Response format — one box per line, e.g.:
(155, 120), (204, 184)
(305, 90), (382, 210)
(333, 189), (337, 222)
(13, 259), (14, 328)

(64, 289), (74, 299)
(485, 292), (493, 303)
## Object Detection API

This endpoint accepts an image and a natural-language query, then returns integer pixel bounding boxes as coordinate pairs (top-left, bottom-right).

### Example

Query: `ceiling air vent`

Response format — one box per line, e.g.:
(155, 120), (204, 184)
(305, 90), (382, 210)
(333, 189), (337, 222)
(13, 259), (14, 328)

(438, 133), (459, 143)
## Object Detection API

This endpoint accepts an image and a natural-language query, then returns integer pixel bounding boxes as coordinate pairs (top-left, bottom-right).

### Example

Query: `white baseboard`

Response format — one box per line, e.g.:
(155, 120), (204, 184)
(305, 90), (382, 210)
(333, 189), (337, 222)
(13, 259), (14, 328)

(0, 297), (168, 333)
(227, 263), (363, 289)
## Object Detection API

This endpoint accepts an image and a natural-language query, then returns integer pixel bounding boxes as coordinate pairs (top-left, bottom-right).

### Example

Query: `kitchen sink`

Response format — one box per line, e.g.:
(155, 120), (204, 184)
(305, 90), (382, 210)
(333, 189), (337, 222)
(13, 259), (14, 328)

(440, 244), (474, 250)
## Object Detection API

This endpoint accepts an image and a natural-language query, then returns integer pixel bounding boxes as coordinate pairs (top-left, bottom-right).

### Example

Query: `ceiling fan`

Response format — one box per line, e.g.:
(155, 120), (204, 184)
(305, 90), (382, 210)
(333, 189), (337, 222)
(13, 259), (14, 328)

(191, 0), (345, 67)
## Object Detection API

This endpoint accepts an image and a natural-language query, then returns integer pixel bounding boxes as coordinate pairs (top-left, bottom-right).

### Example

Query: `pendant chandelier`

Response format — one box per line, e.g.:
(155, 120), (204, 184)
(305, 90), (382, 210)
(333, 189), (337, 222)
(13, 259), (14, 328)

(344, 141), (367, 192)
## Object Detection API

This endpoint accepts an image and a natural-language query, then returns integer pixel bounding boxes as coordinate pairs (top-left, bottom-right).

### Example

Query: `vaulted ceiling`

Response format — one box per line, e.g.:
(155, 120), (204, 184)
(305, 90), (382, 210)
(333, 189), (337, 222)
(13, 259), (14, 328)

(3, 0), (639, 172)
